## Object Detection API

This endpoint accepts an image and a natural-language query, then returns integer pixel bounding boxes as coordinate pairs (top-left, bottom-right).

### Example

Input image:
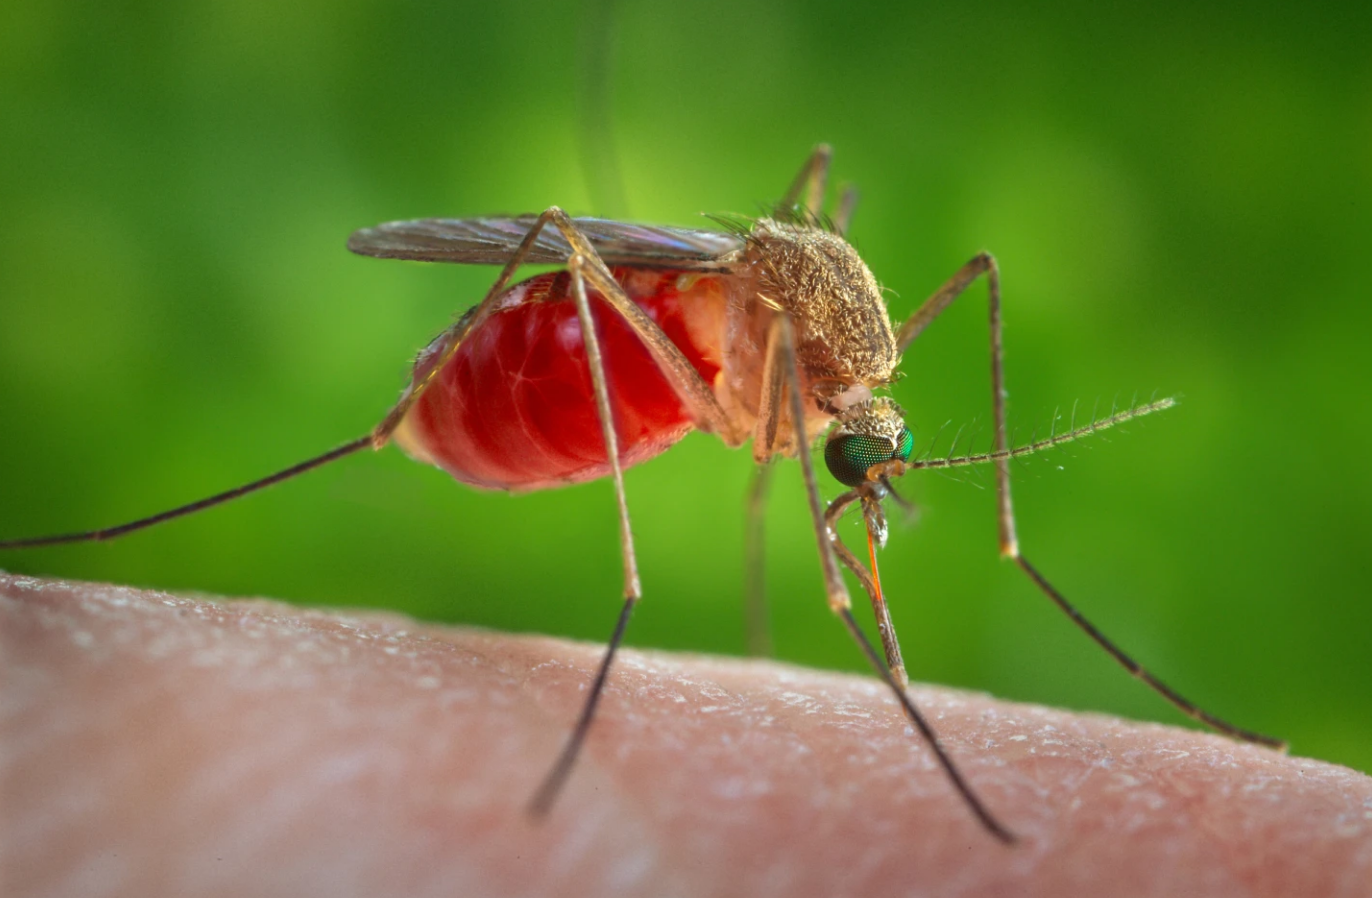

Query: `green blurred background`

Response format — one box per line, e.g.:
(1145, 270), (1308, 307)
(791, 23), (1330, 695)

(2, 1), (1369, 776)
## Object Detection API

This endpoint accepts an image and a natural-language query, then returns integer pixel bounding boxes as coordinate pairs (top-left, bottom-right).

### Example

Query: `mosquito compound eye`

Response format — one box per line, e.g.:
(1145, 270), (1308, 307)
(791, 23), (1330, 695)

(824, 433), (898, 487)
(894, 426), (914, 462)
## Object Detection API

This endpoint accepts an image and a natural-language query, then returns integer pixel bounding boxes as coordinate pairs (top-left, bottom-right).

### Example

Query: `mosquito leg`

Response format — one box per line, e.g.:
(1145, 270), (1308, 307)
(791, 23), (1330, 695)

(739, 306), (806, 655)
(528, 253), (644, 816)
(0, 436), (374, 549)
(568, 254), (641, 603)
(833, 184), (859, 236)
(0, 232), (569, 548)
(743, 463), (774, 657)
(893, 252), (995, 352)
(897, 253), (1286, 749)
(772, 312), (1013, 843)
(528, 594), (637, 816)
(761, 315), (846, 610)
(752, 309), (788, 464)
(779, 144), (833, 220)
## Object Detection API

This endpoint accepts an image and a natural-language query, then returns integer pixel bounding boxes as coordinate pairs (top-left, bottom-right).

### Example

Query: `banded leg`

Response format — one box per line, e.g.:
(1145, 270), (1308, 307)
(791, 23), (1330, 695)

(765, 313), (1015, 843)
(894, 253), (1285, 749)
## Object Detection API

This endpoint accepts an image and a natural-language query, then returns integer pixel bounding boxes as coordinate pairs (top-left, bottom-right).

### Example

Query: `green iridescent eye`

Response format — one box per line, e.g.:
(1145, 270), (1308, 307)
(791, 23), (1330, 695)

(824, 433), (898, 487)
(894, 426), (914, 462)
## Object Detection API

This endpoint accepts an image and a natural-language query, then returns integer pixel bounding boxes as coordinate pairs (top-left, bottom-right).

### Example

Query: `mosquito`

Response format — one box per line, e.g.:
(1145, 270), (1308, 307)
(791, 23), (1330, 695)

(0, 145), (1284, 843)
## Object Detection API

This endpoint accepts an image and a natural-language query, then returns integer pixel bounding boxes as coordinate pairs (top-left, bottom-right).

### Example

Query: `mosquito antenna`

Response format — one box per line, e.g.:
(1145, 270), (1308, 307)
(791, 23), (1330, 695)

(0, 435), (373, 550)
(576, 0), (629, 218)
(878, 398), (1177, 476)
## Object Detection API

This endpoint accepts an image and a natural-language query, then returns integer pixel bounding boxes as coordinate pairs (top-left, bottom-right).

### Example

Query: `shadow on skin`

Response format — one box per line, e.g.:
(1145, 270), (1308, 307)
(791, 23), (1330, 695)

(2, 573), (1369, 897)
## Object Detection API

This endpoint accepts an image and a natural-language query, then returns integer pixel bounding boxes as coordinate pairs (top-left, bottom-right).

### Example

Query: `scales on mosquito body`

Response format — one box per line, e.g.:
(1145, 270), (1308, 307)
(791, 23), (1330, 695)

(0, 145), (1285, 844)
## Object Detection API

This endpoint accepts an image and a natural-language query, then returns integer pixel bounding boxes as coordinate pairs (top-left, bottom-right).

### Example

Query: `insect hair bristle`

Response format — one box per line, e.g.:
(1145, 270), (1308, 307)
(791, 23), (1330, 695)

(886, 397), (1177, 476)
(701, 212), (755, 237)
(767, 201), (840, 233)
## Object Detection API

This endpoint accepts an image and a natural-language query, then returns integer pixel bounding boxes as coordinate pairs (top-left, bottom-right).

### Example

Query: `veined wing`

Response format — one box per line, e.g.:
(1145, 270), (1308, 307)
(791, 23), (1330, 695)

(347, 215), (746, 270)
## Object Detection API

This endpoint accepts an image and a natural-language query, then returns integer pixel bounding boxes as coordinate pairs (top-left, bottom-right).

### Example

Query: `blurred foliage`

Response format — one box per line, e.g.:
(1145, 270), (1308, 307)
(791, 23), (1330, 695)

(2, 0), (1369, 776)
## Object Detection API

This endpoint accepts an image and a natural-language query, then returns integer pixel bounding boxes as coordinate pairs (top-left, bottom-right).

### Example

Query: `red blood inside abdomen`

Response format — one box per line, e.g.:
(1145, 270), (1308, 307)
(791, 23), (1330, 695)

(398, 268), (724, 491)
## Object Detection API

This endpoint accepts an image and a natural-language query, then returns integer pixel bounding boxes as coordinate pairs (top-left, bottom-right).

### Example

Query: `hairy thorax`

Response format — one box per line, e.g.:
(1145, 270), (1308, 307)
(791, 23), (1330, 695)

(713, 219), (899, 451)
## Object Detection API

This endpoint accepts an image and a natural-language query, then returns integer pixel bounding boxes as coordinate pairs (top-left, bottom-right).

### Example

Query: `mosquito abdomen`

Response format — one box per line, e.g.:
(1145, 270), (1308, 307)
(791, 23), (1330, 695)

(394, 268), (726, 491)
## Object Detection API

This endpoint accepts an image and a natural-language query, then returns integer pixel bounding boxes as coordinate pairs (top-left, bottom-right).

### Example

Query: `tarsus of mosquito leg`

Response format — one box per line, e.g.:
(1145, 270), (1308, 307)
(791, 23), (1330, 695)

(528, 595), (637, 817)
(838, 605), (1016, 844)
(1014, 554), (1287, 749)
(0, 436), (373, 550)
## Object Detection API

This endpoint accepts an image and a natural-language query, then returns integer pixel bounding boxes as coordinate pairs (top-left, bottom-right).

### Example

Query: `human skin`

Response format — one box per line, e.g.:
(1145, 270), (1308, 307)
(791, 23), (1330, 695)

(2, 573), (1369, 898)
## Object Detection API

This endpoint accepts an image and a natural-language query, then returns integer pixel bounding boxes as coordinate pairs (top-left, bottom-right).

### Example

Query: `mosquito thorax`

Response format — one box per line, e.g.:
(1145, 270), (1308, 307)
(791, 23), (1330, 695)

(823, 398), (913, 487)
(745, 217), (899, 386)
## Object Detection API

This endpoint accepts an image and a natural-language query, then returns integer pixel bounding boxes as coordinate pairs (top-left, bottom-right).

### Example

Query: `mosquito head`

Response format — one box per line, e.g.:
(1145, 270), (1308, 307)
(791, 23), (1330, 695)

(823, 397), (913, 488)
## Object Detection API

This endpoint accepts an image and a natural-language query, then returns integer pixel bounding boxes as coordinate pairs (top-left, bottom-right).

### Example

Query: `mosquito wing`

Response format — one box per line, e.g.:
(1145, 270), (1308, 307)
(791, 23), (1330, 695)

(347, 215), (746, 270)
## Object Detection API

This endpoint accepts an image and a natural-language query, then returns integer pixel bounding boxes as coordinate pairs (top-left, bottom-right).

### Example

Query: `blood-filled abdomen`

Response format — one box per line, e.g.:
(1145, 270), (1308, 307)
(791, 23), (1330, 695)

(394, 268), (726, 491)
